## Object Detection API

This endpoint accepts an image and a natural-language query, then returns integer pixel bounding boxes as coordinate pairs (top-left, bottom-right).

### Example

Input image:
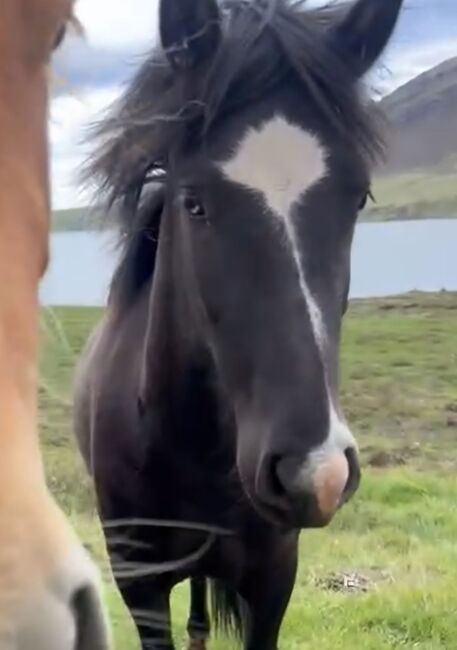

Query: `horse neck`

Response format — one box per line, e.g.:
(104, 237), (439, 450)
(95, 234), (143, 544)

(0, 64), (48, 483)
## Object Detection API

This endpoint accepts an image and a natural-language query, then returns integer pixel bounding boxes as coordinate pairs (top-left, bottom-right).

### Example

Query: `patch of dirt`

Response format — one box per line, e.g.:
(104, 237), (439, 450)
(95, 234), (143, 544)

(187, 640), (207, 650)
(315, 569), (392, 594)
(446, 415), (457, 428)
(367, 450), (406, 467)
(316, 572), (370, 594)
(365, 443), (421, 468)
(378, 303), (398, 311)
(378, 301), (422, 312)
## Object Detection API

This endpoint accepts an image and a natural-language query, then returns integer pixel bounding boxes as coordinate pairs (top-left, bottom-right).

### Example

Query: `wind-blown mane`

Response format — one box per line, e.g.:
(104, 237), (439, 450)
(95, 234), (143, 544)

(85, 0), (386, 228)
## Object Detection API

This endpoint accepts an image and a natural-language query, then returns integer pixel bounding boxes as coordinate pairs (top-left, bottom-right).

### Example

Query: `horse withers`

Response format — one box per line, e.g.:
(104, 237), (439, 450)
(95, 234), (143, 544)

(74, 0), (404, 648)
(0, 2), (110, 649)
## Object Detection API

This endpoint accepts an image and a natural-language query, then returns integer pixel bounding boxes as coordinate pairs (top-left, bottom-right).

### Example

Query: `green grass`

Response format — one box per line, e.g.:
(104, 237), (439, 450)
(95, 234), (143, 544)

(363, 161), (457, 221)
(39, 292), (457, 649)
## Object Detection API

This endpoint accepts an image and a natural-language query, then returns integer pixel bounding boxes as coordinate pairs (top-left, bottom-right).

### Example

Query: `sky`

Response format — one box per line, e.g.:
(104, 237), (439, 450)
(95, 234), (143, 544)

(50, 0), (457, 210)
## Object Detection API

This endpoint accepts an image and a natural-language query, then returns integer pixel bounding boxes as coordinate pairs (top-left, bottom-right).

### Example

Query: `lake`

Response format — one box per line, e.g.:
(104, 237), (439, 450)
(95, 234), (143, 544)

(39, 219), (457, 307)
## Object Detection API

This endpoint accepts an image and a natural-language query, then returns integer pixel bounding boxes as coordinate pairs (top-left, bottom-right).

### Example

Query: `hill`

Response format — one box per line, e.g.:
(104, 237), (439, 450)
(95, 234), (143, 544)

(380, 57), (457, 175)
(362, 57), (457, 220)
(364, 157), (457, 221)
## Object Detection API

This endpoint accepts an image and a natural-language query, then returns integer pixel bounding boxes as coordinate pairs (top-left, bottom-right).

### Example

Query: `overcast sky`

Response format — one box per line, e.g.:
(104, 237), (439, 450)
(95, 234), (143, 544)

(50, 0), (457, 209)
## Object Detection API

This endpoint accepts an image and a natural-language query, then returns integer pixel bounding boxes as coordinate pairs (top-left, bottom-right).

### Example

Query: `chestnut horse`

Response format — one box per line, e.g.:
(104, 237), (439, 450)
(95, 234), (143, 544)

(0, 2), (110, 649)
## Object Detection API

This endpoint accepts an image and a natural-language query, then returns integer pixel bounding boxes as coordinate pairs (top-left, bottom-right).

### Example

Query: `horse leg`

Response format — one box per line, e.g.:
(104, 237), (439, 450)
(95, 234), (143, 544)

(186, 577), (210, 650)
(240, 537), (298, 650)
(105, 524), (174, 649)
(117, 576), (175, 650)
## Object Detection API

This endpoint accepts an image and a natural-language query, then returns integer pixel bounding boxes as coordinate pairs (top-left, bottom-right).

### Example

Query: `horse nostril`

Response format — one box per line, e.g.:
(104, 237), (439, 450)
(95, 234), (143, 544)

(254, 447), (360, 526)
(72, 584), (111, 650)
(256, 454), (289, 513)
(342, 446), (361, 503)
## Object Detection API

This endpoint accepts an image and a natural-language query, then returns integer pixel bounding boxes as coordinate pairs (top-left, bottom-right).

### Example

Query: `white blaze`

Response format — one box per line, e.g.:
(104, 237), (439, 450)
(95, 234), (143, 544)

(221, 115), (327, 348)
(219, 114), (356, 457)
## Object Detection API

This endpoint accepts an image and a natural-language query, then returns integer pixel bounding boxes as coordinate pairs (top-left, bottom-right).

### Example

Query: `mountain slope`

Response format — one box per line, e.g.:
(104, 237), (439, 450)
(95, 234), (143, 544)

(380, 57), (457, 174)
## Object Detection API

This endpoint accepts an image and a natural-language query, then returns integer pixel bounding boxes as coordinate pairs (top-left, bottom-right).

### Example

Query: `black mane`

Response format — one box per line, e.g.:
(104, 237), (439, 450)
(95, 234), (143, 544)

(84, 0), (386, 233)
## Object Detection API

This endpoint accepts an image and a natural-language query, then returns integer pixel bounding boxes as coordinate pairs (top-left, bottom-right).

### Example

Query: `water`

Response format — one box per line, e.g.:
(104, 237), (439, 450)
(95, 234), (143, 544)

(39, 219), (457, 306)
(350, 219), (457, 299)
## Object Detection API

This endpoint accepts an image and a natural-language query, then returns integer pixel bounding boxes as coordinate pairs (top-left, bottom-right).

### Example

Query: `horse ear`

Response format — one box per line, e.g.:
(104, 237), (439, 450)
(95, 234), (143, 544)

(159, 0), (222, 71)
(329, 0), (404, 78)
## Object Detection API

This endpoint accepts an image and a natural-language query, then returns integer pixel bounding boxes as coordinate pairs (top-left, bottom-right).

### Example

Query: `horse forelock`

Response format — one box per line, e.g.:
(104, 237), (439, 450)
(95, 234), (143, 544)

(84, 0), (386, 226)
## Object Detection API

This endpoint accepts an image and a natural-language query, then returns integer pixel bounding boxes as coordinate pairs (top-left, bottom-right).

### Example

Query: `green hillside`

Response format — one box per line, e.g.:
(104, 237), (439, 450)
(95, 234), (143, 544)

(52, 206), (95, 232)
(363, 158), (457, 222)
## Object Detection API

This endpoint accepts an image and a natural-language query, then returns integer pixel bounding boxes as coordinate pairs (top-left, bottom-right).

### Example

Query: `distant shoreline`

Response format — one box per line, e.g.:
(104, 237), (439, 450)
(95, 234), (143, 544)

(51, 209), (457, 233)
(52, 163), (457, 232)
(361, 210), (457, 223)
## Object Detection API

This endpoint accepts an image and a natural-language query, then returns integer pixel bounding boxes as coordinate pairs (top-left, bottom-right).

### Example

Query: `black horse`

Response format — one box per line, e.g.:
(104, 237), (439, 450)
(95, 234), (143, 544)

(74, 0), (404, 648)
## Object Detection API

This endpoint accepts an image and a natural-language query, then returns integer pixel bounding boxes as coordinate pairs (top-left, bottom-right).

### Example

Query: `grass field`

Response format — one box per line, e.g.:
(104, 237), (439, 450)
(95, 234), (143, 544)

(39, 292), (457, 649)
(364, 160), (457, 221)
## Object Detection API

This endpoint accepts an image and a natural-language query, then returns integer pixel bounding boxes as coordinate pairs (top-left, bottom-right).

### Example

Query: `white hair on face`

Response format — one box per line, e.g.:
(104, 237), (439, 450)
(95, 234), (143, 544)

(219, 114), (356, 459)
(220, 114), (328, 347)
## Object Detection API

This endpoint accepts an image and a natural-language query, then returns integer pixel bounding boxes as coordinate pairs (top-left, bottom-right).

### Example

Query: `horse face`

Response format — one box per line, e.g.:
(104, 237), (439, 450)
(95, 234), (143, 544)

(171, 100), (365, 528)
(158, 0), (403, 529)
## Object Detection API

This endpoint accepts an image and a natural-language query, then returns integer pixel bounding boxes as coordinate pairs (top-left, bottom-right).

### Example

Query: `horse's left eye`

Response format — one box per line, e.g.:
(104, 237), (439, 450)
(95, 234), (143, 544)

(183, 193), (206, 220)
(358, 193), (368, 211)
(358, 188), (374, 212)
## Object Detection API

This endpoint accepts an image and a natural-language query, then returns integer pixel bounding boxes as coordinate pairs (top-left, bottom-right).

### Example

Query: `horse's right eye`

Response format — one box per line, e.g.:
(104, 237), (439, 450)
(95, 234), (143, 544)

(181, 192), (207, 221)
